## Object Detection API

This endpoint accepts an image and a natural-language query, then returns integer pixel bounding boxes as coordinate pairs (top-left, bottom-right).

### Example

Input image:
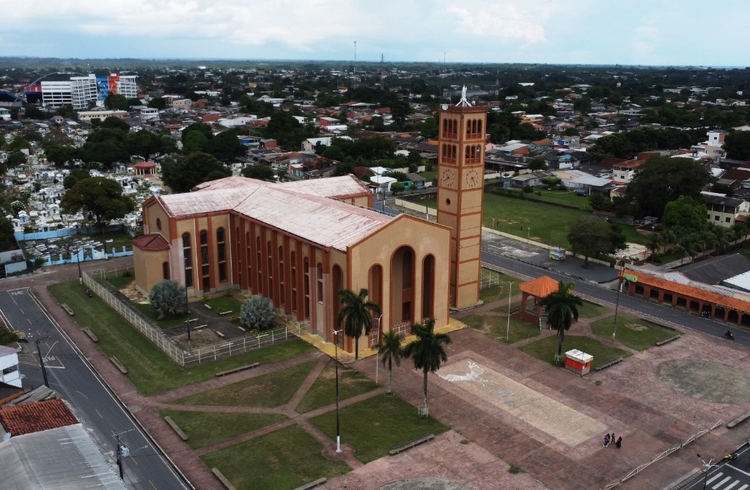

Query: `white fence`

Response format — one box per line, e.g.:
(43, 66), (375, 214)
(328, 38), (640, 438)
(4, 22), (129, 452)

(393, 198), (437, 218)
(82, 271), (295, 367)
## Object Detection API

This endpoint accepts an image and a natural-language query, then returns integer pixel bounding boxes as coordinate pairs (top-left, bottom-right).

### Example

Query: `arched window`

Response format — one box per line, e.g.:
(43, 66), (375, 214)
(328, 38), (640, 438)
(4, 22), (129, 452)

(267, 241), (273, 296)
(478, 120), (482, 135)
(246, 231), (252, 289)
(256, 236), (262, 294)
(182, 232), (193, 288)
(303, 257), (310, 318)
(162, 261), (170, 280)
(278, 245), (285, 305)
(291, 251), (297, 312)
(199, 230), (209, 292)
(217, 227), (227, 282)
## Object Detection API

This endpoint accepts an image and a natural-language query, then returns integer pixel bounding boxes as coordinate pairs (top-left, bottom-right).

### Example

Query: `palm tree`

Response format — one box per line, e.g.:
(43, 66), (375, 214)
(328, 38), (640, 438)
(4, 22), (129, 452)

(377, 330), (404, 395)
(711, 225), (733, 254)
(403, 318), (451, 415)
(337, 288), (381, 372)
(539, 281), (583, 360)
(675, 235), (697, 265)
(646, 233), (661, 263)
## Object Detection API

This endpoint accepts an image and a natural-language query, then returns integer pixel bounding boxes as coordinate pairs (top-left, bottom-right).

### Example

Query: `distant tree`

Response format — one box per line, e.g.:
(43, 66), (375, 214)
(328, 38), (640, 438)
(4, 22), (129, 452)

(44, 145), (79, 166)
(390, 100), (411, 129)
(723, 131), (750, 161)
(101, 116), (130, 132)
(61, 177), (134, 231)
(240, 295), (276, 331)
(710, 183), (734, 196)
(264, 111), (311, 149)
(127, 130), (164, 160)
(390, 182), (405, 195)
(55, 105), (76, 118)
(183, 130), (209, 154)
(540, 281), (582, 359)
(162, 152), (230, 193)
(588, 133), (633, 160)
(0, 216), (14, 251)
(402, 318), (451, 415)
(206, 129), (245, 161)
(63, 169), (91, 189)
(181, 122), (213, 144)
(626, 156), (713, 218)
(149, 280), (186, 319)
(567, 216), (621, 265)
(662, 195), (708, 236)
(148, 97), (166, 110)
(23, 105), (46, 119)
(420, 117), (438, 139)
(241, 164), (275, 181)
(337, 288), (381, 372)
(528, 157), (548, 171)
(6, 151), (26, 168)
(104, 93), (130, 110)
(6, 136), (31, 152)
(80, 140), (128, 167)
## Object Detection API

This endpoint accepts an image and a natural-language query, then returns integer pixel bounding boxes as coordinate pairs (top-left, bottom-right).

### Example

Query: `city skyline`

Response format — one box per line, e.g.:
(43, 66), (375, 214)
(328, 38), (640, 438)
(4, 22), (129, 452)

(4, 1), (750, 67)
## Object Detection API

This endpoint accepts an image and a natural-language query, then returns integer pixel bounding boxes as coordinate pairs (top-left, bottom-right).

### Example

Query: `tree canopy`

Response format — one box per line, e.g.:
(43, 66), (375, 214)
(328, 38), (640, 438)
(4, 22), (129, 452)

(625, 156), (713, 218)
(567, 215), (626, 264)
(337, 288), (381, 371)
(241, 164), (275, 181)
(662, 196), (708, 235)
(540, 281), (582, 358)
(60, 177), (134, 228)
(723, 131), (750, 161)
(402, 318), (451, 412)
(161, 152), (231, 193)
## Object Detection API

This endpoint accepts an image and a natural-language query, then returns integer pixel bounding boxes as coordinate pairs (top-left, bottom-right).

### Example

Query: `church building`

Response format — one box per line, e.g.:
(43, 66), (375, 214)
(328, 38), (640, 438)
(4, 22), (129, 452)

(133, 92), (487, 353)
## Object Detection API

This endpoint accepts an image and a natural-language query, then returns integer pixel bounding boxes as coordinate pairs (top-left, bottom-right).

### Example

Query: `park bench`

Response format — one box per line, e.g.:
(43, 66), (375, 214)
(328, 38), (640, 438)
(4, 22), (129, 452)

(727, 410), (750, 428)
(211, 468), (237, 490)
(82, 328), (98, 342)
(219, 310), (232, 316)
(163, 416), (189, 441)
(656, 335), (681, 346)
(110, 356), (127, 374)
(214, 330), (225, 338)
(215, 363), (260, 377)
(389, 434), (435, 455)
(593, 357), (623, 372)
(204, 304), (212, 309)
(61, 303), (74, 316)
(193, 324), (207, 331)
(293, 477), (327, 490)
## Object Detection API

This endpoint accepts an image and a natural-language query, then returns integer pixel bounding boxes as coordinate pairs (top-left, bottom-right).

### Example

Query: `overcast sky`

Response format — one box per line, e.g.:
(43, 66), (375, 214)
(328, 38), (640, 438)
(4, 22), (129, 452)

(3, 1), (749, 66)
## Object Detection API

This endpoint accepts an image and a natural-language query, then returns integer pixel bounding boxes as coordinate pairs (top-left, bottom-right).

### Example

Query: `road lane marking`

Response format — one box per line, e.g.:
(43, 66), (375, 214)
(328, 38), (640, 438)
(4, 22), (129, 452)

(725, 481), (740, 489)
(95, 409), (103, 419)
(76, 390), (88, 399)
(27, 319), (32, 324)
(149, 480), (157, 490)
(714, 476), (732, 489)
(131, 456), (138, 465)
(707, 473), (724, 484)
(737, 484), (748, 490)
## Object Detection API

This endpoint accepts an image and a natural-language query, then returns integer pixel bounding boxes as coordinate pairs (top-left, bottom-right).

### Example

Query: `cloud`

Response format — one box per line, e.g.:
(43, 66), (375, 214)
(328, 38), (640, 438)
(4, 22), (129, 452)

(447, 2), (548, 44)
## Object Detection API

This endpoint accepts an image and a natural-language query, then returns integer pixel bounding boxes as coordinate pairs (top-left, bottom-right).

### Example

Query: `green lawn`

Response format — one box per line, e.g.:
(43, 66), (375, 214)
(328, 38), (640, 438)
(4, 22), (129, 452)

(173, 360), (317, 407)
(479, 270), (523, 304)
(590, 314), (679, 351)
(422, 192), (648, 247)
(48, 280), (315, 395)
(201, 424), (351, 490)
(578, 300), (610, 319)
(104, 269), (135, 289)
(295, 360), (378, 413)
(462, 313), (540, 345)
(520, 335), (631, 369)
(309, 394), (448, 464)
(132, 302), (190, 329)
(203, 295), (244, 314)
(490, 187), (592, 210)
(159, 410), (287, 449)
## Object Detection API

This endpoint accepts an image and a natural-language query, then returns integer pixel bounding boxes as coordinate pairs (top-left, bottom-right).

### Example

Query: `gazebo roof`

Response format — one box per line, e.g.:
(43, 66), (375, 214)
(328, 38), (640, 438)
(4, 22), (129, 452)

(519, 276), (560, 298)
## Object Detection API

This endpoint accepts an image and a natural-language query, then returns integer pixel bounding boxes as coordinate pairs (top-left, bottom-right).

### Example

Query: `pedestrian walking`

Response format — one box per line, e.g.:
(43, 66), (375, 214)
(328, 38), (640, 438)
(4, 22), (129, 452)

(615, 436), (622, 449)
(611, 433), (615, 445)
(603, 434), (610, 447)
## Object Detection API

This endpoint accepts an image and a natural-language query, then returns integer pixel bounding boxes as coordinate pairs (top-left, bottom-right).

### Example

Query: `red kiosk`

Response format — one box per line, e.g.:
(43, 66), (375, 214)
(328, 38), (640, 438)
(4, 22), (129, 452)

(565, 349), (593, 375)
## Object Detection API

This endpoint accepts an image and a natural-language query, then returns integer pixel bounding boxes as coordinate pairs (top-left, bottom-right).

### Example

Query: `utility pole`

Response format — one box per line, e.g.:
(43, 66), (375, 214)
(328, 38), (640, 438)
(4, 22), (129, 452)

(34, 336), (50, 388)
(113, 430), (134, 481)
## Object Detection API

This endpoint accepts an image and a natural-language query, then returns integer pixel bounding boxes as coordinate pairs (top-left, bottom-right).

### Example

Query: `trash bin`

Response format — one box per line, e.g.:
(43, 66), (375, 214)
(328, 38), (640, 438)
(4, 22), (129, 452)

(564, 349), (593, 375)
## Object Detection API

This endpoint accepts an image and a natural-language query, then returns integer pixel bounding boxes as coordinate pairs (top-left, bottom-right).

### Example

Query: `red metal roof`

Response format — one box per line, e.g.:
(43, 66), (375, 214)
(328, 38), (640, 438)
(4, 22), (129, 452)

(132, 234), (170, 251)
(520, 276), (560, 298)
(133, 161), (156, 169)
(0, 399), (78, 436)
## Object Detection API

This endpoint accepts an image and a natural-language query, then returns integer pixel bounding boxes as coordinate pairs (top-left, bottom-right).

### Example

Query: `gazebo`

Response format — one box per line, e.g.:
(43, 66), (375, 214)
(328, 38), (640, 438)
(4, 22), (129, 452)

(518, 276), (560, 326)
(133, 161), (157, 176)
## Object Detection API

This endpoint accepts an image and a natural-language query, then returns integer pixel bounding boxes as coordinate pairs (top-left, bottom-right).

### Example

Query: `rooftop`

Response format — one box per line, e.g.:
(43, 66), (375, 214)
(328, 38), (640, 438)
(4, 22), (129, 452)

(0, 399), (78, 436)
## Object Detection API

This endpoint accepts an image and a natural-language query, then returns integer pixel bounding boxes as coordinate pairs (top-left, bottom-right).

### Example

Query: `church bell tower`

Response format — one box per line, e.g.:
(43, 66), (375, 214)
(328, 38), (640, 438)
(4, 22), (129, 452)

(436, 87), (487, 309)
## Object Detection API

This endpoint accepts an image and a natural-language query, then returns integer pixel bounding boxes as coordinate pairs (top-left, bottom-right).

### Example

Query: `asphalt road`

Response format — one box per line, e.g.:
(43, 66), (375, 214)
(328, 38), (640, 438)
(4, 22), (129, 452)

(0, 287), (188, 490)
(481, 251), (750, 347)
(686, 443), (750, 490)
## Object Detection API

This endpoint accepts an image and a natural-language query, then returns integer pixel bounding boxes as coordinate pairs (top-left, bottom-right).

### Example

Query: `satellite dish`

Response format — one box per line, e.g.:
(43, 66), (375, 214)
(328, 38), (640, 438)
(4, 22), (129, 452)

(441, 104), (448, 110)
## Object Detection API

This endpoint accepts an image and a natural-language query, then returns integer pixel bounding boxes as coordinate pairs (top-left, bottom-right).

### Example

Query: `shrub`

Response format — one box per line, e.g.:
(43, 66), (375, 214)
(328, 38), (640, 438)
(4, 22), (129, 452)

(149, 280), (186, 319)
(240, 295), (276, 331)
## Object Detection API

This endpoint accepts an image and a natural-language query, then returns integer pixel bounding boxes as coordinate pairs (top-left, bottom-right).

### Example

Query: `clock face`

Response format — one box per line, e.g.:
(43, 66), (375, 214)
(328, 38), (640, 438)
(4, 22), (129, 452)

(440, 167), (456, 187)
(465, 169), (481, 188)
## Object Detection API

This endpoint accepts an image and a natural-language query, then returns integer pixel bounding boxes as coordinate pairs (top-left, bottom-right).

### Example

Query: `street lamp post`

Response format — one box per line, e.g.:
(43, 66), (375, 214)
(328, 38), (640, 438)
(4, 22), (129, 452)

(333, 329), (342, 453)
(697, 454), (713, 490)
(34, 336), (50, 388)
(613, 261), (625, 341)
(374, 314), (383, 385)
(506, 281), (512, 341)
(185, 285), (191, 353)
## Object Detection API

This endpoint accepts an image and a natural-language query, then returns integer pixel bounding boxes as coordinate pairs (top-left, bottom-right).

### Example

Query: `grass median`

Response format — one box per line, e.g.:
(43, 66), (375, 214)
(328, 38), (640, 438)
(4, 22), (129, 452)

(159, 410), (288, 450)
(309, 394), (448, 464)
(520, 334), (631, 369)
(590, 314), (679, 351)
(295, 359), (378, 413)
(47, 280), (314, 396)
(201, 424), (351, 490)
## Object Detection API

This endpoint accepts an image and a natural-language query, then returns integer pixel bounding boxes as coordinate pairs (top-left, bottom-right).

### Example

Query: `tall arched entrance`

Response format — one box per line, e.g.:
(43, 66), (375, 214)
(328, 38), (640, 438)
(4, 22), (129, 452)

(391, 246), (415, 331)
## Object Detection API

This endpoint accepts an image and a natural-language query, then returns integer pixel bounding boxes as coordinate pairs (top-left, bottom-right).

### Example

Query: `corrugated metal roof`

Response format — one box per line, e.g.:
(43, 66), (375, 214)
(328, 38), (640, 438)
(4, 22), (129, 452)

(0, 424), (127, 489)
(277, 174), (370, 198)
(158, 176), (390, 251)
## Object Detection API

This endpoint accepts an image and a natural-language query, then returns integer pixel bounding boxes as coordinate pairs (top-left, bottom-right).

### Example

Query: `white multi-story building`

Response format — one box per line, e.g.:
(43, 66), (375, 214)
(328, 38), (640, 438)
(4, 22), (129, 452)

(41, 80), (73, 108)
(116, 75), (138, 99)
(70, 75), (99, 110)
(40, 74), (138, 110)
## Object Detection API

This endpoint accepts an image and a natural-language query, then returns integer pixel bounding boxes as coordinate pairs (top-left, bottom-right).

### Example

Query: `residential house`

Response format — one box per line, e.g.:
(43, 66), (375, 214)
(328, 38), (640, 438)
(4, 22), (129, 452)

(702, 192), (750, 228)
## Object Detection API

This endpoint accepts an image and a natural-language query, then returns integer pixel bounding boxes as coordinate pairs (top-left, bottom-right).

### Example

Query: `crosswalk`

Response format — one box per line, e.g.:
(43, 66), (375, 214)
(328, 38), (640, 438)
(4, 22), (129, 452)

(705, 469), (750, 490)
